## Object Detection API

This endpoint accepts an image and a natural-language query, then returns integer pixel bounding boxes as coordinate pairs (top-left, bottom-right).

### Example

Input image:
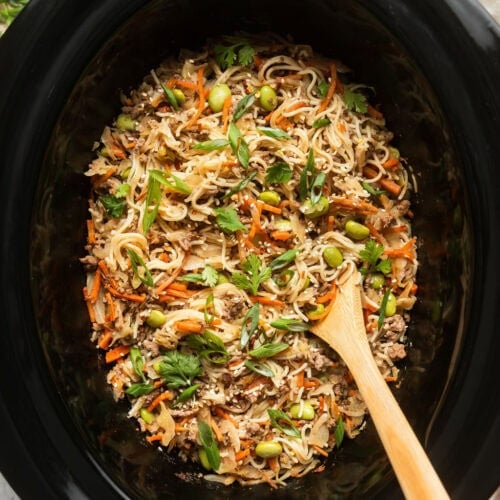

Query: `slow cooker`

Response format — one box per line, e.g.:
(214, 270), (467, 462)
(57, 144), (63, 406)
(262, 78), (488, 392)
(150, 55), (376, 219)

(0, 0), (498, 498)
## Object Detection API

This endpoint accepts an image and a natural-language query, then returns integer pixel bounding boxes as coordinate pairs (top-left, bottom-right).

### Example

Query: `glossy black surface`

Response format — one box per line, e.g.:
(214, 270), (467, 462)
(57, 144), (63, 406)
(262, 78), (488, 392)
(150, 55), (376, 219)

(0, 0), (499, 498)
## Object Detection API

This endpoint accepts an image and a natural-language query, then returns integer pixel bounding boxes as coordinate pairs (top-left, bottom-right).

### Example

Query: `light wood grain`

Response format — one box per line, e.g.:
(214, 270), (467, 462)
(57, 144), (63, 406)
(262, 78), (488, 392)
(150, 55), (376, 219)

(311, 272), (449, 500)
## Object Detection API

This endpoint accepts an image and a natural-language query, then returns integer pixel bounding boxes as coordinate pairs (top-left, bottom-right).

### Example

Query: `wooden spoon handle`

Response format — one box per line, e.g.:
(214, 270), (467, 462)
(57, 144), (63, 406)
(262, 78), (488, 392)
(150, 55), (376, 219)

(340, 340), (449, 499)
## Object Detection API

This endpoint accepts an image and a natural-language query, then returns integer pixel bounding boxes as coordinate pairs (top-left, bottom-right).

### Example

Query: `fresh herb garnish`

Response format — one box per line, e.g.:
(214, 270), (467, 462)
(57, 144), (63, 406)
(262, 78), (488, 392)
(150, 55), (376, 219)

(244, 359), (274, 377)
(130, 346), (147, 382)
(310, 171), (326, 204)
(127, 248), (154, 287)
(233, 91), (256, 121)
(268, 409), (301, 438)
(299, 149), (315, 201)
(176, 383), (200, 403)
(228, 122), (250, 168)
(198, 420), (221, 470)
(269, 249), (299, 271)
(317, 81), (329, 98)
(270, 318), (309, 332)
(155, 351), (202, 388)
(204, 292), (215, 325)
(334, 415), (345, 447)
(343, 89), (368, 113)
(181, 265), (219, 288)
(223, 171), (257, 199)
(240, 303), (260, 349)
(143, 173), (162, 232)
(214, 40), (255, 70)
(359, 240), (392, 276)
(214, 207), (247, 233)
(257, 127), (291, 140)
(149, 169), (191, 195)
(361, 181), (385, 197)
(192, 139), (230, 151)
(312, 118), (331, 128)
(160, 82), (179, 111)
(378, 289), (392, 330)
(248, 342), (289, 358)
(187, 330), (231, 365)
(231, 254), (271, 296)
(99, 194), (127, 218)
(115, 183), (130, 198)
(125, 382), (156, 397)
(265, 162), (292, 184)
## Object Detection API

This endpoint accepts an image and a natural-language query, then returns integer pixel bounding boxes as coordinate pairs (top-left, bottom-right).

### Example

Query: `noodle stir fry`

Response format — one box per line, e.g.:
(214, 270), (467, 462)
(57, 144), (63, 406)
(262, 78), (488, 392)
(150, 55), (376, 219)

(82, 35), (417, 487)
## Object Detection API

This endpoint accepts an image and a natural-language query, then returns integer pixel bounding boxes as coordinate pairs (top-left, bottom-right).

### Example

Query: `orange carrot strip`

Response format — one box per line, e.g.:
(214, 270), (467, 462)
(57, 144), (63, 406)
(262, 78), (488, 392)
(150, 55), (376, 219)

(285, 101), (306, 113)
(222, 95), (232, 133)
(367, 104), (384, 120)
(296, 371), (304, 388)
(146, 433), (164, 443)
(258, 202), (282, 215)
(249, 296), (286, 308)
(174, 320), (203, 334)
(337, 122), (346, 133)
(160, 288), (192, 299)
(158, 294), (177, 303)
(104, 285), (146, 303)
(185, 67), (206, 128)
(363, 166), (402, 197)
(317, 285), (337, 304)
(240, 439), (254, 449)
(175, 425), (189, 433)
(327, 215), (335, 232)
(270, 230), (293, 241)
(312, 445), (329, 457)
(386, 225), (407, 233)
(385, 375), (397, 383)
(235, 449), (251, 462)
(166, 78), (197, 90)
(165, 282), (188, 292)
(366, 222), (385, 244)
(210, 417), (224, 442)
(86, 219), (96, 244)
(318, 396), (325, 413)
(159, 252), (170, 263)
(98, 331), (113, 350)
(267, 456), (279, 473)
(410, 284), (418, 295)
(383, 158), (399, 169)
(214, 407), (239, 428)
(147, 392), (174, 412)
(383, 237), (417, 260)
(105, 345), (130, 364)
(245, 376), (270, 390)
(105, 292), (116, 322)
(83, 288), (96, 323)
(309, 291), (336, 320)
(277, 117), (293, 131)
(303, 378), (320, 389)
(92, 166), (117, 187)
(317, 63), (337, 114)
(89, 270), (102, 303)
(154, 251), (190, 294)
(329, 196), (378, 214)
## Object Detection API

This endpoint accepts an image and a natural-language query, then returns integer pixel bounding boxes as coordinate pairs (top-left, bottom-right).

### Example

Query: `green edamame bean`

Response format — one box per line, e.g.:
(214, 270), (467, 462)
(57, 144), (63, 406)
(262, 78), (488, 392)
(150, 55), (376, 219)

(198, 448), (212, 470)
(208, 84), (231, 112)
(370, 273), (385, 290)
(258, 191), (281, 206)
(389, 146), (400, 159)
(172, 88), (185, 106)
(100, 146), (109, 157)
(259, 85), (278, 111)
(146, 310), (166, 328)
(301, 196), (329, 219)
(255, 441), (283, 458)
(116, 113), (137, 131)
(345, 220), (370, 240)
(385, 292), (397, 317)
(140, 408), (155, 424)
(323, 246), (343, 268)
(289, 402), (315, 420)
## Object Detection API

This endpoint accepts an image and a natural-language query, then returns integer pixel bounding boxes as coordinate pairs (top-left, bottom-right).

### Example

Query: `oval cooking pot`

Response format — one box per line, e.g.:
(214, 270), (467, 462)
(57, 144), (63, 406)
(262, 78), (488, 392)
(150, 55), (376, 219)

(0, 0), (499, 498)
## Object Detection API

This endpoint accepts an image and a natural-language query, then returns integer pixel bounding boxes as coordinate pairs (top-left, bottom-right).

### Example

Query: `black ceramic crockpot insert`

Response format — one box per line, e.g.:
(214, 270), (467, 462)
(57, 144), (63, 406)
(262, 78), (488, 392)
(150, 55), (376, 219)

(0, 0), (499, 499)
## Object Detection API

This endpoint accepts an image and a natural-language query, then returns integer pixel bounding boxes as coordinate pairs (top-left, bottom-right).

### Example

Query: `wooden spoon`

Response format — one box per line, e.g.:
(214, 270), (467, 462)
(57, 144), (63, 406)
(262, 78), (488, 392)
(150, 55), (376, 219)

(310, 271), (449, 499)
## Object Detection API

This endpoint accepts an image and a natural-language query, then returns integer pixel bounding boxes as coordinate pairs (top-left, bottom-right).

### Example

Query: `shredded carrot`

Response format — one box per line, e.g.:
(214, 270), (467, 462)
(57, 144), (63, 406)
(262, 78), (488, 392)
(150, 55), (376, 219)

(105, 285), (146, 303)
(344, 371), (354, 383)
(386, 224), (407, 233)
(92, 166), (117, 187)
(147, 392), (174, 412)
(264, 110), (274, 122)
(348, 389), (357, 397)
(296, 370), (304, 388)
(312, 445), (329, 457)
(174, 320), (203, 334)
(338, 122), (346, 133)
(240, 439), (254, 449)
(83, 289), (96, 323)
(159, 252), (170, 263)
(410, 283), (418, 295)
(367, 104), (384, 120)
(249, 296), (286, 308)
(258, 201), (282, 215)
(317, 63), (337, 114)
(154, 250), (190, 294)
(146, 433), (164, 443)
(327, 215), (335, 232)
(329, 195), (378, 214)
(366, 222), (386, 245)
(268, 456), (279, 473)
(165, 282), (188, 292)
(86, 219), (96, 244)
(222, 95), (232, 132)
(363, 166), (402, 196)
(153, 379), (164, 388)
(210, 417), (224, 442)
(235, 449), (251, 462)
(166, 78), (197, 90)
(105, 345), (130, 364)
(385, 375), (397, 383)
(158, 294), (178, 303)
(185, 67), (206, 128)
(104, 292), (116, 322)
(384, 237), (417, 260)
(245, 376), (269, 390)
(98, 331), (113, 350)
(228, 358), (243, 369)
(303, 378), (320, 389)
(175, 425), (189, 433)
(211, 318), (222, 326)
(89, 270), (102, 303)
(159, 288), (193, 300)
(383, 158), (399, 169)
(316, 284), (337, 304)
(270, 230), (293, 241)
(277, 117), (293, 131)
(285, 101), (306, 113)
(318, 396), (325, 413)
(213, 407), (239, 428)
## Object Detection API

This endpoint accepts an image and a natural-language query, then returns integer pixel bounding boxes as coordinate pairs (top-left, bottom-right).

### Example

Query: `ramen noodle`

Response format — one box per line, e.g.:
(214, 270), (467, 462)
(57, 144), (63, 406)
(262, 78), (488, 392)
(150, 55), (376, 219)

(81, 35), (417, 487)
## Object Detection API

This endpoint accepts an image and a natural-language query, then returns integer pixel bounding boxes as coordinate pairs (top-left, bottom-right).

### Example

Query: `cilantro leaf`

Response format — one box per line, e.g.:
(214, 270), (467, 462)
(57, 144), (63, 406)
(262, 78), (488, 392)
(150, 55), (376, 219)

(155, 351), (202, 388)
(214, 41), (254, 70)
(232, 254), (271, 295)
(223, 171), (257, 199)
(214, 207), (247, 233)
(359, 240), (392, 276)
(265, 162), (292, 184)
(181, 265), (219, 287)
(99, 194), (127, 218)
(343, 89), (368, 113)
(376, 258), (392, 275)
(238, 44), (255, 66)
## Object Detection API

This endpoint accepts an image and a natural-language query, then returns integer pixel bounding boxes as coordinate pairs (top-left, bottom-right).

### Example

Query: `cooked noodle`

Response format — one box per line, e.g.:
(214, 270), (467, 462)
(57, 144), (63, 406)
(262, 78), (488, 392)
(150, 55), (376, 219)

(82, 34), (417, 487)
